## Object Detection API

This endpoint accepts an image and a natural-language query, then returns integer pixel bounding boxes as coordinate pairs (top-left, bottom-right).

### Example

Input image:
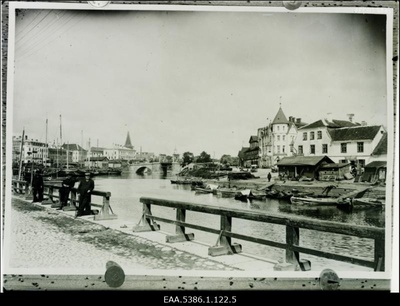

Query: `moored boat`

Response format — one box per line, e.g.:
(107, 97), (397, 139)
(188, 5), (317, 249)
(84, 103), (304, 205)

(290, 196), (342, 206)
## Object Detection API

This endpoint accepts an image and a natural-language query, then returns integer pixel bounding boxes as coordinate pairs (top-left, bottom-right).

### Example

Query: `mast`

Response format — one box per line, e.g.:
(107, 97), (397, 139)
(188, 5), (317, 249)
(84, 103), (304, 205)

(81, 130), (83, 168)
(88, 138), (91, 170)
(17, 128), (25, 181)
(66, 140), (69, 170)
(59, 114), (63, 167)
(44, 118), (48, 167)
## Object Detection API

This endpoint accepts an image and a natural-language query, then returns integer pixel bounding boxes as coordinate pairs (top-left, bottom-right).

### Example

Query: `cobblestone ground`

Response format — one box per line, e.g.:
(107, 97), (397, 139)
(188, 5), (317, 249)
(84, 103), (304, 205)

(5, 198), (239, 272)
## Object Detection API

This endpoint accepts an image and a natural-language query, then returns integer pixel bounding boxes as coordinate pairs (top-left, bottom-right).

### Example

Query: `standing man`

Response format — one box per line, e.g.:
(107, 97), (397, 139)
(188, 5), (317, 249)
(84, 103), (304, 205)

(267, 172), (272, 182)
(32, 169), (44, 203)
(58, 174), (76, 210)
(76, 172), (95, 217)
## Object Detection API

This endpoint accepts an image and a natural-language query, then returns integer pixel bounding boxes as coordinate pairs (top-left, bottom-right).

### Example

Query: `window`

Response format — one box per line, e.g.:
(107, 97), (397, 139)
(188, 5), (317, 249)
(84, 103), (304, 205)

(341, 143), (347, 153)
(310, 132), (315, 140)
(358, 159), (365, 167)
(282, 135), (285, 141)
(357, 142), (364, 153)
(277, 145), (280, 153)
(277, 135), (280, 141)
(310, 145), (315, 154)
(282, 145), (285, 153)
(322, 144), (328, 154)
(298, 145), (303, 154)
(303, 132), (307, 141)
(317, 131), (322, 139)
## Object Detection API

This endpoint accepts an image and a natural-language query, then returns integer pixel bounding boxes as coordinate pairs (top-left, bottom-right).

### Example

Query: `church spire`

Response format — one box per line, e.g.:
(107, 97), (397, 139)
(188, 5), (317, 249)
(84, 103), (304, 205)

(124, 131), (133, 149)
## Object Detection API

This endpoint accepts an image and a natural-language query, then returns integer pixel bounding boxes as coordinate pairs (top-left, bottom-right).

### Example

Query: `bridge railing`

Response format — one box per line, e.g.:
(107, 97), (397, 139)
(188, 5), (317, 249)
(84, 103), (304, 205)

(134, 197), (385, 272)
(11, 179), (117, 221)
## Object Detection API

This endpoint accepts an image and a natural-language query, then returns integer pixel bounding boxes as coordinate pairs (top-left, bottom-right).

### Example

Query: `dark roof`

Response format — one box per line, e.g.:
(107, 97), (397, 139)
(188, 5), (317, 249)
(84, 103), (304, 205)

(249, 135), (258, 143)
(365, 161), (387, 168)
(328, 125), (382, 141)
(238, 147), (249, 158)
(87, 157), (109, 161)
(124, 131), (134, 149)
(300, 119), (359, 130)
(277, 155), (334, 166)
(90, 146), (106, 151)
(245, 146), (259, 153)
(272, 107), (289, 125)
(61, 143), (86, 151)
(371, 132), (387, 156)
(320, 163), (350, 169)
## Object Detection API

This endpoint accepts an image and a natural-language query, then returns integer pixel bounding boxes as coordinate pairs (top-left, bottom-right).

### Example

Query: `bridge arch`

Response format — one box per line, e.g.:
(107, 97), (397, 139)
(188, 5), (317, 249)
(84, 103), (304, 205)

(135, 166), (152, 174)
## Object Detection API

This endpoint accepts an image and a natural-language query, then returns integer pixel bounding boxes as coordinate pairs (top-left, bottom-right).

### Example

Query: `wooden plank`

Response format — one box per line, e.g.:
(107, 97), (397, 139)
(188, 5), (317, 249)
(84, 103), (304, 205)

(141, 197), (384, 238)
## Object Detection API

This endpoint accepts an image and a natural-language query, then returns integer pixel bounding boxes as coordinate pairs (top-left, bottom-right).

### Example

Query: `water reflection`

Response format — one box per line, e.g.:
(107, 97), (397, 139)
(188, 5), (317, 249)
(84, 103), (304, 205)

(92, 171), (387, 271)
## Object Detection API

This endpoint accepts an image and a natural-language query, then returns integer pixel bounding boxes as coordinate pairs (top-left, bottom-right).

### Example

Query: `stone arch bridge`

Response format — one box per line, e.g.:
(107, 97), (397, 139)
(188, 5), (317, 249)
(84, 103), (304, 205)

(129, 162), (181, 175)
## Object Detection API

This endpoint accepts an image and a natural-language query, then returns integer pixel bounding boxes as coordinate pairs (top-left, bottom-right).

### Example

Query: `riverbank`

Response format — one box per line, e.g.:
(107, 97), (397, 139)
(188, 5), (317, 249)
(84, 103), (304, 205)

(4, 195), (289, 285)
(202, 169), (386, 200)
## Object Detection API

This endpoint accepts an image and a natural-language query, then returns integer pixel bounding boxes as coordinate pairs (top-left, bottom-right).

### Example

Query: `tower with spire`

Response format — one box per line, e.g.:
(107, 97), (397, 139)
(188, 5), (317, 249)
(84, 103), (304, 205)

(270, 103), (300, 162)
(124, 131), (134, 149)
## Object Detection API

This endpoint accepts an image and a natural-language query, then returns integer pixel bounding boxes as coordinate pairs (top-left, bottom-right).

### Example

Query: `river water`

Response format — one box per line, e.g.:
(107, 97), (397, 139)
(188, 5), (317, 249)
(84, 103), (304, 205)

(90, 169), (387, 272)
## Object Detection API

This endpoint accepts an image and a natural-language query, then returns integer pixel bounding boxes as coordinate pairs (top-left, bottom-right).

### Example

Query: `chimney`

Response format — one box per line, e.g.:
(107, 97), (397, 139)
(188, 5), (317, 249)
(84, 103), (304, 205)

(347, 113), (354, 122)
(296, 118), (301, 124)
(288, 116), (293, 122)
(361, 121), (367, 126)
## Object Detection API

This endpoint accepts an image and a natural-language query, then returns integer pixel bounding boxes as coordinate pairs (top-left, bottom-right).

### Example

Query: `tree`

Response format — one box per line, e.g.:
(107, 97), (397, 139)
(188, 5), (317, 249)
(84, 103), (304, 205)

(196, 151), (212, 163)
(220, 154), (233, 165)
(182, 152), (194, 166)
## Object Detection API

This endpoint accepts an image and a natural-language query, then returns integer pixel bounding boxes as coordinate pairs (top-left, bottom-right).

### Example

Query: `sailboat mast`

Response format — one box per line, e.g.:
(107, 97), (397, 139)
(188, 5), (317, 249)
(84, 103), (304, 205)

(59, 114), (63, 167)
(44, 118), (48, 166)
(17, 128), (25, 181)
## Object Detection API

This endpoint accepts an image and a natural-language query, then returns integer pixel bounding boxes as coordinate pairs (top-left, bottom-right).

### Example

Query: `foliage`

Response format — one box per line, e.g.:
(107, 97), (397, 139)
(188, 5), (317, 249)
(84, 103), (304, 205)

(182, 152), (194, 166)
(195, 151), (212, 163)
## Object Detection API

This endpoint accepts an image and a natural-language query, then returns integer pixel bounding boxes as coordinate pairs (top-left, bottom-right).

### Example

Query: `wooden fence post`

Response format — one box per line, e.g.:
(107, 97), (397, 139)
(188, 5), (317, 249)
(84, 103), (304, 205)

(208, 215), (242, 256)
(24, 182), (32, 201)
(285, 224), (300, 264)
(42, 186), (54, 205)
(166, 208), (194, 243)
(51, 187), (62, 208)
(374, 235), (385, 271)
(132, 202), (160, 232)
(94, 193), (118, 221)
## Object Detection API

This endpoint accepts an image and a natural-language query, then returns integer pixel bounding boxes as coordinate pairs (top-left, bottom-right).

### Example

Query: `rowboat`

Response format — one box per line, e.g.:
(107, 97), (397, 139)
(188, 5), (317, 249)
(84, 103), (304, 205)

(290, 196), (341, 206)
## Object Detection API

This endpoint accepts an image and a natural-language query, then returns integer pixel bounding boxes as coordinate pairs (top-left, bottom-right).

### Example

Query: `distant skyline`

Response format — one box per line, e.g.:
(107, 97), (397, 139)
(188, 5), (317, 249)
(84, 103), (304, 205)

(10, 4), (388, 158)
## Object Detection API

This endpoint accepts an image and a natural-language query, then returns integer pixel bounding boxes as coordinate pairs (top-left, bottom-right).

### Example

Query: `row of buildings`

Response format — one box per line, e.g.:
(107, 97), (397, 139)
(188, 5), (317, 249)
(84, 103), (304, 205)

(238, 107), (388, 181)
(12, 131), (170, 168)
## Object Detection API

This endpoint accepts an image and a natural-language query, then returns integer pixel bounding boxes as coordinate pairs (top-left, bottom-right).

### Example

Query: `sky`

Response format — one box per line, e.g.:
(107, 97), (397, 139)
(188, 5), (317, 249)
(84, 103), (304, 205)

(10, 5), (388, 158)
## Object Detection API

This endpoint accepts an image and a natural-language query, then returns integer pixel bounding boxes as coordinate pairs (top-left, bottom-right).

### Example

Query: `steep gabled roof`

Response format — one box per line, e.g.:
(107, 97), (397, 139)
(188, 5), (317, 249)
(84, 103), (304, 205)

(124, 131), (133, 149)
(371, 132), (387, 156)
(328, 125), (382, 141)
(249, 135), (258, 143)
(300, 119), (359, 130)
(272, 107), (289, 125)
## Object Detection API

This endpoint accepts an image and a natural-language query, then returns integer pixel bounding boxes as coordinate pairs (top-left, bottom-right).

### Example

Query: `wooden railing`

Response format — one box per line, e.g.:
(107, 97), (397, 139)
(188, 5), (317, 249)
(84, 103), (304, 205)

(135, 197), (385, 272)
(11, 180), (117, 221)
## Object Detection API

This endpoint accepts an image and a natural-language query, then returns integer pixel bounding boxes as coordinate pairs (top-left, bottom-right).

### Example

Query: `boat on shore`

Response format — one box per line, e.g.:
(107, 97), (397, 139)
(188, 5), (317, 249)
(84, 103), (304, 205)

(290, 196), (344, 206)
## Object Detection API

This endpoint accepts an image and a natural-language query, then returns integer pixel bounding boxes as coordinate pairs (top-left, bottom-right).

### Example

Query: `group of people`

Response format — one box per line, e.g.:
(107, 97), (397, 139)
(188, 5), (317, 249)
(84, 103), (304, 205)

(27, 170), (95, 218)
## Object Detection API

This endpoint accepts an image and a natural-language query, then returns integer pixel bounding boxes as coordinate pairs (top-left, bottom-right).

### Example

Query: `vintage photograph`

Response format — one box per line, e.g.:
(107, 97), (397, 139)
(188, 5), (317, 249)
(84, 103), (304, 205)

(2, 1), (398, 291)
